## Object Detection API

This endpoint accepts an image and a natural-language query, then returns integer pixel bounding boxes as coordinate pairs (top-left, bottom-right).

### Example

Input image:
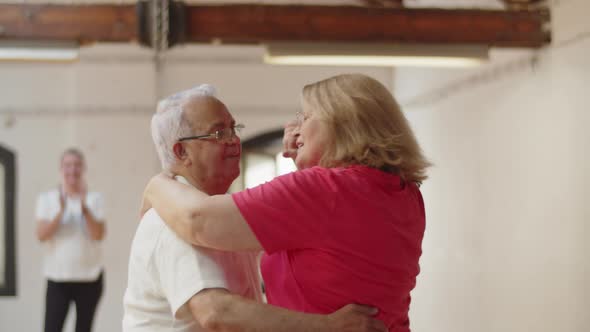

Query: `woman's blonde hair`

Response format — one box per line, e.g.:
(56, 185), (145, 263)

(301, 73), (431, 184)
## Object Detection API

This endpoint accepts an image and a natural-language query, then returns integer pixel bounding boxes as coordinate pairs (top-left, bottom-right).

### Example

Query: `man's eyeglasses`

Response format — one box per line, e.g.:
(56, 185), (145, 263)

(178, 124), (245, 143)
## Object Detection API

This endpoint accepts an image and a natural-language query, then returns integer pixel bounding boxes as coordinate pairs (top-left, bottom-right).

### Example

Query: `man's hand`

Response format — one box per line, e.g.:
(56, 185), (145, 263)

(81, 190), (90, 215)
(282, 120), (300, 161)
(324, 304), (388, 332)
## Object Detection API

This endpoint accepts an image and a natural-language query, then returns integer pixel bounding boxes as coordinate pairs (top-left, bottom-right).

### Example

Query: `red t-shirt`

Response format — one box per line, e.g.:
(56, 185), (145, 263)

(232, 165), (425, 332)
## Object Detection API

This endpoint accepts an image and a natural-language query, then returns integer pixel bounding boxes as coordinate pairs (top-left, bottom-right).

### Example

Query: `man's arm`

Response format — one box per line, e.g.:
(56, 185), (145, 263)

(189, 289), (387, 332)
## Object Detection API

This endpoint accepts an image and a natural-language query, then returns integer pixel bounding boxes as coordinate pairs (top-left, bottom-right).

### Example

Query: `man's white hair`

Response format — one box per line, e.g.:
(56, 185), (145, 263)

(151, 84), (217, 170)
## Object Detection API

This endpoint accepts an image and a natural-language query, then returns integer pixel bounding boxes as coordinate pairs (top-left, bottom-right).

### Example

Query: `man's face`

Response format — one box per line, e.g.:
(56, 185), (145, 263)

(61, 153), (85, 187)
(180, 97), (241, 190)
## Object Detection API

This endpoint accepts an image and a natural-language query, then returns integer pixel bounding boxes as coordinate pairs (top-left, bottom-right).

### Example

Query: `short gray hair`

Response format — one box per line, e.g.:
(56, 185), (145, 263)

(60, 147), (85, 166)
(151, 84), (217, 170)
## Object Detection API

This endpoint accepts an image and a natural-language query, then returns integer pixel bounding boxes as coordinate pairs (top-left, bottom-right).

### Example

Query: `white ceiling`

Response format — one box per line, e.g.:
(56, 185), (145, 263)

(0, 0), (506, 10)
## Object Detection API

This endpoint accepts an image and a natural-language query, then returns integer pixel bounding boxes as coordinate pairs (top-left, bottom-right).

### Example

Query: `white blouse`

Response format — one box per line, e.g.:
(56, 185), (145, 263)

(36, 189), (105, 282)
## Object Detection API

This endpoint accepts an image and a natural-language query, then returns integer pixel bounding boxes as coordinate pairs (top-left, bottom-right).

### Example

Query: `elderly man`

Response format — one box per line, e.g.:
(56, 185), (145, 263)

(123, 85), (386, 332)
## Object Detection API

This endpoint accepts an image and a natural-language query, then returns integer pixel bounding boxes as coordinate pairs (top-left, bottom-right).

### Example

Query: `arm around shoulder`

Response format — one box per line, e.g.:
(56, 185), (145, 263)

(192, 195), (261, 251)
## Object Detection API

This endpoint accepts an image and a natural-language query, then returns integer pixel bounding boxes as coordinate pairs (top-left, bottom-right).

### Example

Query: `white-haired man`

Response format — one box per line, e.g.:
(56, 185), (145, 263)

(123, 85), (387, 332)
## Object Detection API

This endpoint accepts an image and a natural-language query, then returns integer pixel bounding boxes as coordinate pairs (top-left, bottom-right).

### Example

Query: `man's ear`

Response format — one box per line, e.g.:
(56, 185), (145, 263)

(172, 142), (187, 162)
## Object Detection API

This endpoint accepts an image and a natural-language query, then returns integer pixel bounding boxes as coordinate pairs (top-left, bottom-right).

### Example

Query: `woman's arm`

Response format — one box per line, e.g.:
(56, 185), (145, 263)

(144, 174), (262, 251)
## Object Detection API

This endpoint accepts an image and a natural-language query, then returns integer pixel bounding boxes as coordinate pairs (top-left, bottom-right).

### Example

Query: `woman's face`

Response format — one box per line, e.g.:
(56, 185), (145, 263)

(295, 109), (331, 169)
(61, 153), (85, 187)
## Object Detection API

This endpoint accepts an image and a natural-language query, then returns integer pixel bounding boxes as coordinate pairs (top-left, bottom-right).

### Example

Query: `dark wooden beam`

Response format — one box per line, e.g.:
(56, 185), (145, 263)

(502, 0), (546, 10)
(185, 5), (550, 48)
(0, 3), (551, 48)
(360, 0), (404, 8)
(0, 4), (137, 44)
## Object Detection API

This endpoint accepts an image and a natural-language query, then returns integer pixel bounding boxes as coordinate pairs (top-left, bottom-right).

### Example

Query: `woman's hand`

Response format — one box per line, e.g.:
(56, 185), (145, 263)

(140, 172), (173, 218)
(139, 192), (152, 218)
(282, 119), (300, 161)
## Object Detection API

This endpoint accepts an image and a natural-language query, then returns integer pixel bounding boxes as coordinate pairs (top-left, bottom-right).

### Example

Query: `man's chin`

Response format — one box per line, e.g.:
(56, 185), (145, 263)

(64, 179), (81, 187)
(219, 164), (240, 177)
(225, 154), (241, 160)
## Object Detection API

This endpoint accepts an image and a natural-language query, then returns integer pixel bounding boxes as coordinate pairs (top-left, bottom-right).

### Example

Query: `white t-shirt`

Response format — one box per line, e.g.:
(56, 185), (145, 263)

(123, 177), (263, 332)
(35, 189), (105, 282)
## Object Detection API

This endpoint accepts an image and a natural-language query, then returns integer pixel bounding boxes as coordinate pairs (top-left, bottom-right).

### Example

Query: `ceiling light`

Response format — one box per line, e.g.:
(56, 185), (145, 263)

(264, 43), (488, 68)
(0, 40), (79, 62)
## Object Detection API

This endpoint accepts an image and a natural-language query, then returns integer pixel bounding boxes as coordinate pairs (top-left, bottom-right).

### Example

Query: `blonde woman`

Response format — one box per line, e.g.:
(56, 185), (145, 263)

(143, 74), (430, 332)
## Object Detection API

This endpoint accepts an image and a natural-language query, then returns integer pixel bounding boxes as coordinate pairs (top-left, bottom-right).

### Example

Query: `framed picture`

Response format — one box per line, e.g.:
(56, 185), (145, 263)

(0, 145), (16, 296)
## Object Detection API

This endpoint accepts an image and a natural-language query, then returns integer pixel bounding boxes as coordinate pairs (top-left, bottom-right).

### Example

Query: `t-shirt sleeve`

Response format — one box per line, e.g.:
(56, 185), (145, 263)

(35, 193), (51, 220)
(231, 167), (333, 254)
(154, 228), (230, 317)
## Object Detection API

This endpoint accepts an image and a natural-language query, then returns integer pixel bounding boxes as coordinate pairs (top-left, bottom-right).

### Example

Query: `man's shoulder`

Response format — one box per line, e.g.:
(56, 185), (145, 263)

(38, 189), (59, 199)
(135, 209), (167, 238)
(86, 191), (103, 200)
(136, 210), (198, 255)
(134, 211), (237, 272)
(129, 209), (168, 258)
(139, 208), (164, 224)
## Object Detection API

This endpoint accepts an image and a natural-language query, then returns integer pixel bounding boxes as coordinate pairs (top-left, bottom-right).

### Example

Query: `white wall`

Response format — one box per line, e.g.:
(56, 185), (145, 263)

(403, 0), (590, 331)
(0, 43), (392, 331)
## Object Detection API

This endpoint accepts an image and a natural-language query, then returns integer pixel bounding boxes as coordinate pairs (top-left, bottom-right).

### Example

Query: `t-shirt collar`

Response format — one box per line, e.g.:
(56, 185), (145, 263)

(174, 175), (192, 187)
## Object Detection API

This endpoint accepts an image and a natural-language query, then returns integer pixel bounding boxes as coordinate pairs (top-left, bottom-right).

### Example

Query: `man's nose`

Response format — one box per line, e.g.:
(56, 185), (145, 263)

(225, 134), (240, 145)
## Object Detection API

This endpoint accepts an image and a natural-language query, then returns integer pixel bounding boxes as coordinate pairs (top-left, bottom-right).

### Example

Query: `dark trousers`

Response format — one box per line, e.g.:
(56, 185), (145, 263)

(44, 272), (103, 332)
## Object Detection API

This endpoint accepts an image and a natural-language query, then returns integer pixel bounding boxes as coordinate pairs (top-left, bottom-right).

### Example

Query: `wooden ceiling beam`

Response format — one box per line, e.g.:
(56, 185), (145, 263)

(502, 0), (546, 10)
(0, 3), (551, 48)
(184, 5), (550, 48)
(360, 0), (404, 8)
(0, 4), (137, 44)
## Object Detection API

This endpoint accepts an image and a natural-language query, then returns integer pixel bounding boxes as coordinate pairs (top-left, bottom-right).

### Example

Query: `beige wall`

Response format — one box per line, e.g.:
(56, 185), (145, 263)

(403, 0), (590, 331)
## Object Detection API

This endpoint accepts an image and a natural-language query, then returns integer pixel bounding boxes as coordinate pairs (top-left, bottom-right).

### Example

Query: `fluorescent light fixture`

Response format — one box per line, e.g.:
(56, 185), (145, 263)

(0, 40), (79, 62)
(264, 43), (488, 68)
